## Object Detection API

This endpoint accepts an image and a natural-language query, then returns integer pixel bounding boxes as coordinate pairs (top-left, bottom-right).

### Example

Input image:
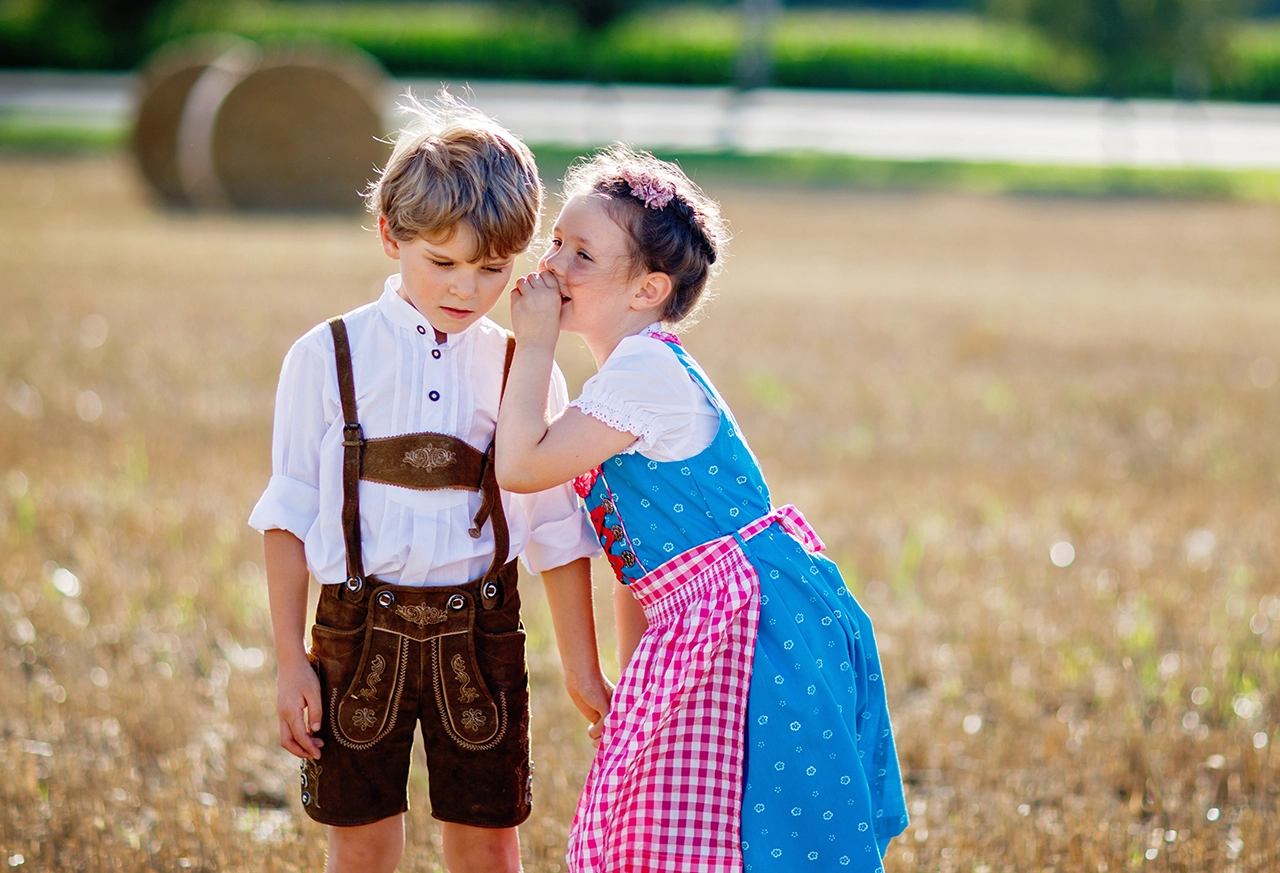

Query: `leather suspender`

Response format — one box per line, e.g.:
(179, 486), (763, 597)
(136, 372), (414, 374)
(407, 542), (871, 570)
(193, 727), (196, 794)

(326, 317), (515, 607)
(329, 317), (366, 593)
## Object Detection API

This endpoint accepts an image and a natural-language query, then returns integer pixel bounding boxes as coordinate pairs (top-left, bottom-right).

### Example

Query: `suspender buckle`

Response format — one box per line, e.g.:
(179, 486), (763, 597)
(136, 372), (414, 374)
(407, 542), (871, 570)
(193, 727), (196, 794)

(342, 423), (364, 447)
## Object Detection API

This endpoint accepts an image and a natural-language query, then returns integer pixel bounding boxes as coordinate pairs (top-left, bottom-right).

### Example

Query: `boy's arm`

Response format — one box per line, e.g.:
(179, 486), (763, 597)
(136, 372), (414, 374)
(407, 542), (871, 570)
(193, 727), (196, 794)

(264, 529), (323, 760)
(540, 557), (613, 726)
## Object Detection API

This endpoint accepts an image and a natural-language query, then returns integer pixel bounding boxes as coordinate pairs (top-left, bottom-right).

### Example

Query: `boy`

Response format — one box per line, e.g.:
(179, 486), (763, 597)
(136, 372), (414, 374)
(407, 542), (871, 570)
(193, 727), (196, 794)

(248, 95), (609, 873)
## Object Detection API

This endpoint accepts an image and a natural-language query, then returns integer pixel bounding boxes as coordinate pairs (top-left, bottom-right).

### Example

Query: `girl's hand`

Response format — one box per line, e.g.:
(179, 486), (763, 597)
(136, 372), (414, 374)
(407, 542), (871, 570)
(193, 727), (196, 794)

(565, 669), (614, 728)
(510, 270), (563, 349)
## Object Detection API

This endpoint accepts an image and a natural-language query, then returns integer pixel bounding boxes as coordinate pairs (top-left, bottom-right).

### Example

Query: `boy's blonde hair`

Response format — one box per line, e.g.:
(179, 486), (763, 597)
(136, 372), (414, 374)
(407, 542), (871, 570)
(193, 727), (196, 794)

(366, 91), (542, 259)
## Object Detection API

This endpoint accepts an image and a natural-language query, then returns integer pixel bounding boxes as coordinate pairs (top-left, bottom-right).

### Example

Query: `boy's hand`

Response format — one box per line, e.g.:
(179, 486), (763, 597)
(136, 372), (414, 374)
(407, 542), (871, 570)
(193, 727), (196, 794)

(277, 659), (324, 759)
(510, 270), (563, 348)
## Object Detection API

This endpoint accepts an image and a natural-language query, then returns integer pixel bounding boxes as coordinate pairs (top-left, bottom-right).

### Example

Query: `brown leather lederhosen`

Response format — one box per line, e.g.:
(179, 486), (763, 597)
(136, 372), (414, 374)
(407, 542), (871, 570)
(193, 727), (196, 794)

(302, 316), (532, 829)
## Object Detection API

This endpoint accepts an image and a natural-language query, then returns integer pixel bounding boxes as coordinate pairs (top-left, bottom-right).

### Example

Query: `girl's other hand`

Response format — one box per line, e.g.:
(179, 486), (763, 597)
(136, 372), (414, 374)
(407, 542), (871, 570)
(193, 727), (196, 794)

(510, 270), (563, 348)
(565, 669), (614, 728)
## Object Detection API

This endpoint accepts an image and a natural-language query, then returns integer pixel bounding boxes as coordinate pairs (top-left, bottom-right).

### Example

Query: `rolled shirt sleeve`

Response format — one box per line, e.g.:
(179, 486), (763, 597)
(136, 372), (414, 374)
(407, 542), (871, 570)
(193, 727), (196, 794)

(248, 336), (328, 540)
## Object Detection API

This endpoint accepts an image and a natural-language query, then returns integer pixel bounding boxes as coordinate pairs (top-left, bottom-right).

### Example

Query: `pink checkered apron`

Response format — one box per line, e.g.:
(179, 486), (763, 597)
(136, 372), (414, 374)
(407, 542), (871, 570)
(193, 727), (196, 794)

(567, 505), (826, 873)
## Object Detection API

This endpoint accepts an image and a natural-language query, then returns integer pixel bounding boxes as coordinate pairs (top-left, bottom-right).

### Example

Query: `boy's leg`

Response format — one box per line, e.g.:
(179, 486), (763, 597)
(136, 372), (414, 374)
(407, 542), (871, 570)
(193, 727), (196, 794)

(441, 823), (521, 873)
(325, 814), (405, 873)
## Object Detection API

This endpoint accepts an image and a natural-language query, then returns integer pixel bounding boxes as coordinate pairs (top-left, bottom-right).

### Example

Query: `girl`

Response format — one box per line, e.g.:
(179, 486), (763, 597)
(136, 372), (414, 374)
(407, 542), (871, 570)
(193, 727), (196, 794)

(496, 148), (908, 873)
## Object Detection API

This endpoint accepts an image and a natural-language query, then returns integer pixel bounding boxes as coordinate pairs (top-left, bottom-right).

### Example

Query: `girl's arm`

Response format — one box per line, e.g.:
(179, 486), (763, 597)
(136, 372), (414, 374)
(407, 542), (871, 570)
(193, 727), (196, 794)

(497, 273), (636, 493)
(264, 529), (323, 760)
(540, 557), (613, 725)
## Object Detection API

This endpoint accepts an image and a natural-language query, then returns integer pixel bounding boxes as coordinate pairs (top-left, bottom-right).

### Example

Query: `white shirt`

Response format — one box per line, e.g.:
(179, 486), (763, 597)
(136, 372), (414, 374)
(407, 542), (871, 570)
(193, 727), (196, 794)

(570, 325), (719, 462)
(248, 276), (600, 586)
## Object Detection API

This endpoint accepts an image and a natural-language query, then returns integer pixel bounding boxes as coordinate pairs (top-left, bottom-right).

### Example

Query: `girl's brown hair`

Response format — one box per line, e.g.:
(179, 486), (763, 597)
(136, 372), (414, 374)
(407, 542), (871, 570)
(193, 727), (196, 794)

(561, 147), (727, 325)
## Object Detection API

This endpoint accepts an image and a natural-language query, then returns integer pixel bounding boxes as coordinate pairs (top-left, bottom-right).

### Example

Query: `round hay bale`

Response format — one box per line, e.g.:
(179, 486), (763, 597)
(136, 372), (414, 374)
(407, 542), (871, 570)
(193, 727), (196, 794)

(130, 35), (258, 205)
(202, 46), (390, 211)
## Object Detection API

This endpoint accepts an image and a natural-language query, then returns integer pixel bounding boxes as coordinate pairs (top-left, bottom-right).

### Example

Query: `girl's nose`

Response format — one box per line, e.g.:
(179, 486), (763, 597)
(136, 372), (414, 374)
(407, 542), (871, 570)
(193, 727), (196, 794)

(539, 245), (563, 277)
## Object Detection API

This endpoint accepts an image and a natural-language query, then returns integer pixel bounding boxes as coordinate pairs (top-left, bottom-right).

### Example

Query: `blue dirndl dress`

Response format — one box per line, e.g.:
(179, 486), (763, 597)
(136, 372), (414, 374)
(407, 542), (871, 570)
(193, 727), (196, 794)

(575, 334), (908, 872)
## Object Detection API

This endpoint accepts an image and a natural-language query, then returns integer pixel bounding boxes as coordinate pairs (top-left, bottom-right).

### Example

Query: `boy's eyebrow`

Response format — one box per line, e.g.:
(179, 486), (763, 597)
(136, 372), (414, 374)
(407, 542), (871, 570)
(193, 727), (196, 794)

(421, 241), (512, 266)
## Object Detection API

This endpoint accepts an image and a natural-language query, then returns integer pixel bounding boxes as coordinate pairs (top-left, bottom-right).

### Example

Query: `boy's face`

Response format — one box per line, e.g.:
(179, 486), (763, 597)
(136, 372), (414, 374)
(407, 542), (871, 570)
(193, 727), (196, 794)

(379, 217), (516, 335)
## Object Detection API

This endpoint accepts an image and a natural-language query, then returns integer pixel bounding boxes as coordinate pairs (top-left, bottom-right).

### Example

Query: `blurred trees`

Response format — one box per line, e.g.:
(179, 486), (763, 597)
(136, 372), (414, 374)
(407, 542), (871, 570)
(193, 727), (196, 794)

(0, 0), (175, 68)
(541, 0), (639, 30)
(988, 0), (1250, 96)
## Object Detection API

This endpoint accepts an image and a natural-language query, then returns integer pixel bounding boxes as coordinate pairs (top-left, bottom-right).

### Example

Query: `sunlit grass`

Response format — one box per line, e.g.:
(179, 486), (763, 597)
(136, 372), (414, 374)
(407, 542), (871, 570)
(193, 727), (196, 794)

(1, 156), (1278, 870)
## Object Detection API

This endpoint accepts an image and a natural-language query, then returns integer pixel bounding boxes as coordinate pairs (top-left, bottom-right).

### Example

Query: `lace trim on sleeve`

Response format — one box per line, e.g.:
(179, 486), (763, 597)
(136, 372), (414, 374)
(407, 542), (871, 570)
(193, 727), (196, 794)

(569, 396), (656, 455)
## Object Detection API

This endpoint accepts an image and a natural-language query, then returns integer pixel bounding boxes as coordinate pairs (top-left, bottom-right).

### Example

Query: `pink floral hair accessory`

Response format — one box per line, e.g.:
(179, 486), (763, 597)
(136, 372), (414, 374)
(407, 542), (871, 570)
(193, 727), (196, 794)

(621, 168), (676, 210)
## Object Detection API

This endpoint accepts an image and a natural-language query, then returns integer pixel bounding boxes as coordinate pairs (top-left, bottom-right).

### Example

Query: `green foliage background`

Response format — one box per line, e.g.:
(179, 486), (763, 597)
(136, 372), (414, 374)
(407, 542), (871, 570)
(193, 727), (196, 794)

(1, 1), (1279, 100)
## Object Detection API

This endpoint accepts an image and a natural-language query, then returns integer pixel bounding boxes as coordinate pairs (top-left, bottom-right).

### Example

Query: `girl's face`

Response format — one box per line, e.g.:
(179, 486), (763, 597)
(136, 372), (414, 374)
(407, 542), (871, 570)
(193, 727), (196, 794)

(538, 195), (647, 339)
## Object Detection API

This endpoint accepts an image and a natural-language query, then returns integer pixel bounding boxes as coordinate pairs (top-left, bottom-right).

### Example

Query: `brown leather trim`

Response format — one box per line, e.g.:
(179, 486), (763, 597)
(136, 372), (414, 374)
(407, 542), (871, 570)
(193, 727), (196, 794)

(500, 332), (515, 399)
(360, 432), (486, 491)
(328, 317), (364, 585)
(324, 319), (516, 600)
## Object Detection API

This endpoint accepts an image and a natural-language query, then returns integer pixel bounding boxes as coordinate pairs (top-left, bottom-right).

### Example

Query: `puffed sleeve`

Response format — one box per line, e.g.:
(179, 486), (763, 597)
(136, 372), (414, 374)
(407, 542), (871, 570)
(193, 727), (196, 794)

(569, 335), (717, 461)
(514, 362), (602, 573)
(247, 334), (329, 539)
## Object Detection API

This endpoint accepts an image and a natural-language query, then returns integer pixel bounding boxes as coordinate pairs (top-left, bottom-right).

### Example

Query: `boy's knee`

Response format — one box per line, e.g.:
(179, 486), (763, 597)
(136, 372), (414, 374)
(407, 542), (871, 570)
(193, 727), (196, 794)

(441, 822), (522, 873)
(326, 815), (405, 873)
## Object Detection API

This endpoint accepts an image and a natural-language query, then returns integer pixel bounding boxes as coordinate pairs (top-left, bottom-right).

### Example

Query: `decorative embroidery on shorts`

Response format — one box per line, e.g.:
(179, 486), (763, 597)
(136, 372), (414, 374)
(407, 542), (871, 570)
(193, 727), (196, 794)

(351, 708), (378, 731)
(330, 639), (409, 751)
(432, 642), (509, 752)
(355, 654), (386, 700)
(452, 653), (479, 703)
(403, 445), (456, 471)
(395, 603), (448, 627)
(461, 708), (487, 732)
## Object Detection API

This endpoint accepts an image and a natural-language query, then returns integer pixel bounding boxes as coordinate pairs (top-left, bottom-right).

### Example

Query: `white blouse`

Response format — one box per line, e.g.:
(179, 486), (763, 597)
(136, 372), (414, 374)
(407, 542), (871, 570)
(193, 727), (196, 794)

(248, 276), (600, 586)
(570, 325), (719, 462)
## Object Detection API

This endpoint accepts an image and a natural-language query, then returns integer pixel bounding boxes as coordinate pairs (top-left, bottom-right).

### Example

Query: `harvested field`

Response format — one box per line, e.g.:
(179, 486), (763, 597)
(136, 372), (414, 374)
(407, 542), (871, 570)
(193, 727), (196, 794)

(1, 154), (1278, 871)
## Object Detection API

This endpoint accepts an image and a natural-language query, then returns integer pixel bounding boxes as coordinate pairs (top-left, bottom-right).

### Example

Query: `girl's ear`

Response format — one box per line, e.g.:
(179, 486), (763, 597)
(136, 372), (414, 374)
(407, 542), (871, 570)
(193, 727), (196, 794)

(632, 271), (673, 315)
(378, 215), (402, 260)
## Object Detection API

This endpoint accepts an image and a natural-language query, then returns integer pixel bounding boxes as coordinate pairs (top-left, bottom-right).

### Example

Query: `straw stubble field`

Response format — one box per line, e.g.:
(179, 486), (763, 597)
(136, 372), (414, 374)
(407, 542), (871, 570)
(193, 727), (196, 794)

(1, 154), (1278, 871)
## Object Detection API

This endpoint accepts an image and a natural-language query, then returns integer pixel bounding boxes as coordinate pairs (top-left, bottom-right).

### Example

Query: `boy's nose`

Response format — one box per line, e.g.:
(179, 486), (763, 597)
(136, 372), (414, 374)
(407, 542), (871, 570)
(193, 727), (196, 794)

(451, 274), (477, 300)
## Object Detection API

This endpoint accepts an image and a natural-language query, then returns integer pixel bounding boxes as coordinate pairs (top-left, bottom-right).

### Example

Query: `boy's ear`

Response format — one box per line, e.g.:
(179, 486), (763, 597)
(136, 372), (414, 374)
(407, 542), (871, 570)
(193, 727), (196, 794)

(378, 215), (402, 260)
(632, 272), (673, 315)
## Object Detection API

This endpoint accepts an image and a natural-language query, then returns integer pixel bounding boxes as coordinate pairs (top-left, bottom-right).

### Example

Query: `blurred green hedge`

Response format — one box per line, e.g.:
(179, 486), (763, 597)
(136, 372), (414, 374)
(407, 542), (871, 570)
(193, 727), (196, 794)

(4, 2), (1280, 101)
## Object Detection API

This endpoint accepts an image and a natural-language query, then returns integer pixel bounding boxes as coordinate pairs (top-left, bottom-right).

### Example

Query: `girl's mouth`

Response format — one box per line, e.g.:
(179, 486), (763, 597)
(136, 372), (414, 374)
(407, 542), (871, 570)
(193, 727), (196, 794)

(440, 306), (472, 319)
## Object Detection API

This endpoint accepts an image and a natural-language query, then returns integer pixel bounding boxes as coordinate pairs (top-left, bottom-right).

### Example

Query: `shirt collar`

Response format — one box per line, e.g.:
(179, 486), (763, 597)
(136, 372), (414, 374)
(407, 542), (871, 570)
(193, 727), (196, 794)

(377, 274), (475, 350)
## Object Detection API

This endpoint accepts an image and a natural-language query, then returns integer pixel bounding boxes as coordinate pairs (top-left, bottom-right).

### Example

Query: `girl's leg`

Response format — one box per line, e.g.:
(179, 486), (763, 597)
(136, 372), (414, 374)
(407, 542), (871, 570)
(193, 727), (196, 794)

(325, 814), (405, 873)
(441, 822), (522, 873)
